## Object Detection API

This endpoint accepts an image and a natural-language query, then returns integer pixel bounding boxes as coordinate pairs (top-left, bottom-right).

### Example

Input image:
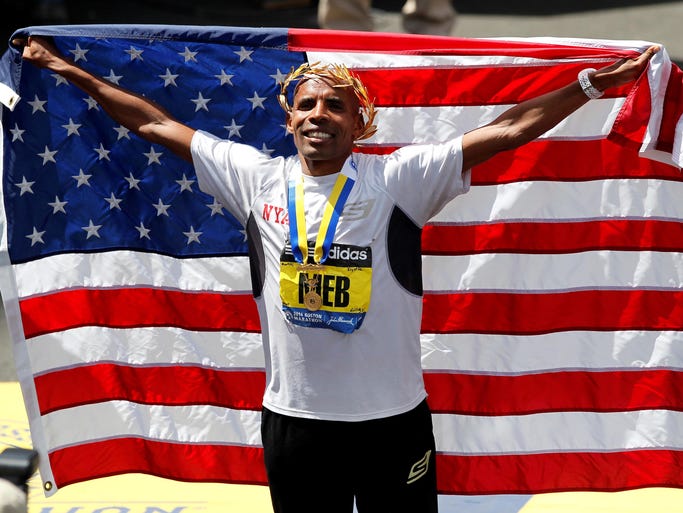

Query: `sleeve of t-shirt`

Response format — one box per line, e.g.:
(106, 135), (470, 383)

(190, 129), (278, 226)
(381, 136), (471, 227)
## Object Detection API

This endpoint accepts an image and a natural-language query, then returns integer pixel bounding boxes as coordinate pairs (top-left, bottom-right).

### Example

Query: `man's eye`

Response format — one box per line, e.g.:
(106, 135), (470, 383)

(296, 100), (314, 110)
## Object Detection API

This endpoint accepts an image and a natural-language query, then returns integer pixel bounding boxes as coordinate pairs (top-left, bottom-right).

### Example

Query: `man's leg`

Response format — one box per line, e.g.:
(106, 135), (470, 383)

(401, 0), (456, 35)
(354, 400), (438, 513)
(318, 0), (374, 31)
(261, 408), (355, 513)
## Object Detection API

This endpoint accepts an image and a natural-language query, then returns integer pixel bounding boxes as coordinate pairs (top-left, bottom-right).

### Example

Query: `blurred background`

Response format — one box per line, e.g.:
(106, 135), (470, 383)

(1, 0), (682, 65)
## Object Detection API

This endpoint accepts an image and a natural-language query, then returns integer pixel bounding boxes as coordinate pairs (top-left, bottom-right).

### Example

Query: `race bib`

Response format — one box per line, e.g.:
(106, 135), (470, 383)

(280, 242), (372, 333)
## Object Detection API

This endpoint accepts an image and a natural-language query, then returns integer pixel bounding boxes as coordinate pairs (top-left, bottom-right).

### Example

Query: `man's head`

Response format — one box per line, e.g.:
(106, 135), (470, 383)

(279, 63), (377, 175)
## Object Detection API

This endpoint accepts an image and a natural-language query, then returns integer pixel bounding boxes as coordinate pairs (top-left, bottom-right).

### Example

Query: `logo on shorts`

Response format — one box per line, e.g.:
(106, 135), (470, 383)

(407, 450), (432, 484)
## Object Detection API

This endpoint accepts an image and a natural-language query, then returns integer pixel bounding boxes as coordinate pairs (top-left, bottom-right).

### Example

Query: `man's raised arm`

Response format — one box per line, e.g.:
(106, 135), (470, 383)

(16, 36), (195, 162)
(462, 45), (660, 171)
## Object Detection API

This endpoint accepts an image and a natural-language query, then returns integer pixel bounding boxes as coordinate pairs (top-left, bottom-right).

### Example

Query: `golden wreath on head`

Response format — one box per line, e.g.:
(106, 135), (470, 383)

(277, 62), (378, 141)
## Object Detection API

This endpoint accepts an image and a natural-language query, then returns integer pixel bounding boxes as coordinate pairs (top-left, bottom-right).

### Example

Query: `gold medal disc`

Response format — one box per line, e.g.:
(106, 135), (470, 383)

(304, 291), (323, 311)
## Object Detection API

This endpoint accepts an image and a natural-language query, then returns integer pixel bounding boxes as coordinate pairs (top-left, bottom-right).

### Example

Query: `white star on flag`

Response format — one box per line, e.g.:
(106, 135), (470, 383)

(125, 46), (144, 61)
(215, 69), (234, 86)
(104, 193), (123, 210)
(113, 126), (130, 140)
(183, 226), (202, 245)
(224, 119), (243, 139)
(50, 73), (69, 86)
(178, 47), (198, 62)
(15, 177), (35, 196)
(144, 147), (163, 165)
(25, 228), (46, 246)
(82, 220), (102, 239)
(206, 199), (224, 216)
(28, 95), (47, 113)
(270, 69), (288, 84)
(153, 199), (171, 216)
(124, 173), (141, 190)
(135, 222), (151, 240)
(48, 196), (68, 214)
(234, 47), (253, 63)
(260, 143), (275, 157)
(159, 68), (179, 87)
(176, 174), (195, 192)
(62, 118), (82, 136)
(191, 92), (211, 112)
(9, 124), (24, 142)
(37, 146), (57, 165)
(69, 43), (89, 62)
(104, 70), (123, 84)
(83, 97), (99, 110)
(94, 143), (111, 161)
(72, 169), (92, 187)
(247, 92), (266, 110)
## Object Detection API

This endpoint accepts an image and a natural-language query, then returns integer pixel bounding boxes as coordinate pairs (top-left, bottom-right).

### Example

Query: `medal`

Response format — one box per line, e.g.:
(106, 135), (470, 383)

(302, 272), (322, 311)
(304, 291), (323, 311)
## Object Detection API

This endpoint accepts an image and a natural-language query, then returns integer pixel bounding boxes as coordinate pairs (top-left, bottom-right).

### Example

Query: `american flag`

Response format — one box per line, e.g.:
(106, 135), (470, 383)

(1, 25), (683, 496)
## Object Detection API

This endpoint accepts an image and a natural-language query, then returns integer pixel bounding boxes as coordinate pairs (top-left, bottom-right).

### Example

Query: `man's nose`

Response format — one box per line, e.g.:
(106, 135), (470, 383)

(309, 101), (329, 120)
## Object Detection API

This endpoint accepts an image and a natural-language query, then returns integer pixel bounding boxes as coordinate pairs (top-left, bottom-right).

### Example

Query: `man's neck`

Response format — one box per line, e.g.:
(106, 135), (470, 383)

(299, 155), (349, 177)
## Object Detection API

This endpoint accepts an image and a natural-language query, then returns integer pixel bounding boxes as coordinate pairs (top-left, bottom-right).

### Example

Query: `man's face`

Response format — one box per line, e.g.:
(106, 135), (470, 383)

(286, 78), (364, 175)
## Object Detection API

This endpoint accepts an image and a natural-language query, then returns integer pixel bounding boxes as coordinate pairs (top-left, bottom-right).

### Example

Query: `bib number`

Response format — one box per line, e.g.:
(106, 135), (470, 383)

(280, 243), (372, 333)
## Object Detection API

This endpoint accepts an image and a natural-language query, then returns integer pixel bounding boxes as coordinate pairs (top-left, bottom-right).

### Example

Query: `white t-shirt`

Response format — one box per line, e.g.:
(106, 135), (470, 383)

(191, 130), (470, 421)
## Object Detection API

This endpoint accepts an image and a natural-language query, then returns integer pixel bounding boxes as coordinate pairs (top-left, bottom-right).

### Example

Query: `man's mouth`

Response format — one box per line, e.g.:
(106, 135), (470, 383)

(304, 130), (333, 141)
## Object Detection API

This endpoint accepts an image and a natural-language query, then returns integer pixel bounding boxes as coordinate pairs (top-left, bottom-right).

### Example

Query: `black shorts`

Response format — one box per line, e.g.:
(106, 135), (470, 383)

(261, 400), (438, 513)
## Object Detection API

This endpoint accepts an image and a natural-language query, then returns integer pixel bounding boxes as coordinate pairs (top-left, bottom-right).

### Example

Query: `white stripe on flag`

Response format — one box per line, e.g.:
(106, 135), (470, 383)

(420, 331), (683, 373)
(306, 51), (616, 69)
(434, 409), (683, 454)
(14, 251), (251, 297)
(43, 402), (263, 451)
(373, 99), (624, 145)
(433, 179), (683, 223)
(28, 326), (683, 377)
(28, 327), (265, 375)
(43, 401), (683, 455)
(423, 251), (683, 292)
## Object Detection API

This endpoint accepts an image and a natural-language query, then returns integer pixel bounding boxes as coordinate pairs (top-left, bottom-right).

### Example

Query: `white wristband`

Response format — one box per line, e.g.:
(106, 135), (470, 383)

(578, 68), (604, 100)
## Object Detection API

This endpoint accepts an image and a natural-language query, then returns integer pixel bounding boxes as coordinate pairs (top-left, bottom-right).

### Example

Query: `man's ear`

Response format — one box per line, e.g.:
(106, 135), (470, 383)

(285, 112), (294, 135)
(352, 110), (364, 140)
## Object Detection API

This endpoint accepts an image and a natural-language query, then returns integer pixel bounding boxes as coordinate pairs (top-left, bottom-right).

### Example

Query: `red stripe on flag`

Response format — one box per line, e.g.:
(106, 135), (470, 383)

(288, 28), (639, 59)
(423, 219), (683, 255)
(35, 365), (266, 415)
(49, 438), (268, 489)
(355, 65), (631, 107)
(425, 369), (683, 415)
(21, 288), (683, 338)
(436, 449), (683, 494)
(19, 288), (260, 339)
(422, 289), (683, 334)
(471, 138), (682, 185)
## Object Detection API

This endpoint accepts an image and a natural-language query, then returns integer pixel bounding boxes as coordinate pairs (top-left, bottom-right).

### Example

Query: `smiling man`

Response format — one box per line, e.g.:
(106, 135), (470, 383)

(17, 35), (657, 513)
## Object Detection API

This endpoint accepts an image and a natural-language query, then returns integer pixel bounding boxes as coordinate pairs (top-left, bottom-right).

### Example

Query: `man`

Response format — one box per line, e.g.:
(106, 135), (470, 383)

(17, 35), (657, 512)
(318, 0), (457, 35)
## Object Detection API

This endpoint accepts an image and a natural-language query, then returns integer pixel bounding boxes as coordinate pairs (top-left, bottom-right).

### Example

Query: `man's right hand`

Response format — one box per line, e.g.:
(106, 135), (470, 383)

(13, 36), (65, 71)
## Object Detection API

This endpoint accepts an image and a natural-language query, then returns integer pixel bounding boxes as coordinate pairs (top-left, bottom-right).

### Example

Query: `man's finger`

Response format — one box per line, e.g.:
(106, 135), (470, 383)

(642, 45), (660, 61)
